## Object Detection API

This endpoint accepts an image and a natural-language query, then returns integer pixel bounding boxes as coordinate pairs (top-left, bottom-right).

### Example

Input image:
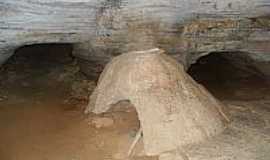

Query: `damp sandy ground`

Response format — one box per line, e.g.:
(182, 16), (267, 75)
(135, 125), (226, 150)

(0, 45), (152, 160)
(0, 46), (269, 160)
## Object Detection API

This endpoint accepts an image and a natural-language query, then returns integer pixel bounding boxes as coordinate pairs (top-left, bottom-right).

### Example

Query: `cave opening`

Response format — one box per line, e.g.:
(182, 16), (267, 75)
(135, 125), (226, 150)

(0, 43), (80, 101)
(187, 52), (270, 101)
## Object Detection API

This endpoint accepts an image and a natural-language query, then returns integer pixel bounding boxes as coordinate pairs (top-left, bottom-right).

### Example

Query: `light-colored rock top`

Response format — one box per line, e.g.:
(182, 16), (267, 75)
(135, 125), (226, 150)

(87, 48), (229, 155)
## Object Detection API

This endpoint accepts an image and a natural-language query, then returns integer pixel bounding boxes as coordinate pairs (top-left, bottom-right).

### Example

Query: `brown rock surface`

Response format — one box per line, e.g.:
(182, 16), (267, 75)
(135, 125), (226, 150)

(86, 48), (229, 156)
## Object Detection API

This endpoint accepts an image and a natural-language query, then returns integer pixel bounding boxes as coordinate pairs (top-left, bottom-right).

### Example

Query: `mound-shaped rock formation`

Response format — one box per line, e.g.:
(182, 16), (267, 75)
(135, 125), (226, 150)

(86, 48), (229, 156)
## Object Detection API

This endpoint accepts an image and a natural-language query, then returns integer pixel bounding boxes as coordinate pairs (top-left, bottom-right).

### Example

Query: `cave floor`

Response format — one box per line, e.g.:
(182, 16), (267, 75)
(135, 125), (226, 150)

(0, 47), (269, 160)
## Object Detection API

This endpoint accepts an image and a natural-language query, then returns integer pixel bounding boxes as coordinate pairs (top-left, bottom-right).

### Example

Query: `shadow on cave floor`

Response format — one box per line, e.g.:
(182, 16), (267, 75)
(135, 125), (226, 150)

(0, 47), (269, 160)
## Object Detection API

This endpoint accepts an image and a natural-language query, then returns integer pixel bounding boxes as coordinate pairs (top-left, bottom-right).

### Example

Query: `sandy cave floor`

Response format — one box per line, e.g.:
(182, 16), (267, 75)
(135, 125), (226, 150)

(0, 46), (269, 160)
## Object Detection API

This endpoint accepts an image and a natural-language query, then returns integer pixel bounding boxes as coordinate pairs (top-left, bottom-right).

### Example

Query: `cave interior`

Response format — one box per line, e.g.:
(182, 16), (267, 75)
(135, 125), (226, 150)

(0, 43), (269, 160)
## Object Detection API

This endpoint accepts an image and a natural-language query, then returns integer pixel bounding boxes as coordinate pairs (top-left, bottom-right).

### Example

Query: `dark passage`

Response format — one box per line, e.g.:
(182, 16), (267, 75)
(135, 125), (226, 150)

(0, 44), (77, 100)
(187, 52), (270, 100)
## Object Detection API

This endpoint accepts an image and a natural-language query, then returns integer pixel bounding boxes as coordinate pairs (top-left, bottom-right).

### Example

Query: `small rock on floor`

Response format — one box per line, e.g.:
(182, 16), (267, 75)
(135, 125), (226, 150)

(0, 95), (7, 101)
(91, 117), (114, 128)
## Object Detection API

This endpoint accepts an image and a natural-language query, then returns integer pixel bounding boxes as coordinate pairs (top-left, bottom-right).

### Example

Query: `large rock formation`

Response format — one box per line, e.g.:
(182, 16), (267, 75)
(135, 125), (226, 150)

(86, 48), (229, 156)
(1, 0), (270, 73)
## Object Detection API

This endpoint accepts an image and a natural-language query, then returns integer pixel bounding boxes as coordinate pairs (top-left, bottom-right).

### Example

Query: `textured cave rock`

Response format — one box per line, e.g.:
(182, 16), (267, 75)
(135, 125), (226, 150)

(1, 0), (270, 73)
(86, 48), (229, 156)
(220, 52), (270, 78)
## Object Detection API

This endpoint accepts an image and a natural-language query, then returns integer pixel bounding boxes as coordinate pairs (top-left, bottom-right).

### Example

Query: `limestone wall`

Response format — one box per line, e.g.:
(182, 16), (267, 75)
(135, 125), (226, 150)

(1, 0), (270, 67)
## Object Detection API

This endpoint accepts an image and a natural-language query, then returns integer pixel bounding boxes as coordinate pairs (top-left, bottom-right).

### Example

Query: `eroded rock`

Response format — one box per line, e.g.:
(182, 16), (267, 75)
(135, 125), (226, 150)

(86, 48), (229, 156)
(1, 1), (270, 72)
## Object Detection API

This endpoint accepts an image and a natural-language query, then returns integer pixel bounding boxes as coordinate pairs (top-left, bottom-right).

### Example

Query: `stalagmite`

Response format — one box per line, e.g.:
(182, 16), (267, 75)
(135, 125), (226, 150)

(85, 48), (229, 156)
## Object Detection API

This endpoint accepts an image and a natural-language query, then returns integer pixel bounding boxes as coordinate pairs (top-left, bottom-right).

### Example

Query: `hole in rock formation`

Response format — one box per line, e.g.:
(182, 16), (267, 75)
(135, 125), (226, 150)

(188, 52), (270, 100)
(86, 49), (229, 157)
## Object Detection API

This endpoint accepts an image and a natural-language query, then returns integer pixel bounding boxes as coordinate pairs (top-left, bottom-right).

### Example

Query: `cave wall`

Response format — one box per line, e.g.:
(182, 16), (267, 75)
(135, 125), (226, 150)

(1, 0), (270, 69)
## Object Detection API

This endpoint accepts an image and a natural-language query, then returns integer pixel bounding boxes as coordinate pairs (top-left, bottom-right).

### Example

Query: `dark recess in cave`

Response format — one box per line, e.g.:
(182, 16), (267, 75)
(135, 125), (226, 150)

(0, 43), (83, 99)
(187, 52), (270, 100)
(13, 43), (74, 64)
